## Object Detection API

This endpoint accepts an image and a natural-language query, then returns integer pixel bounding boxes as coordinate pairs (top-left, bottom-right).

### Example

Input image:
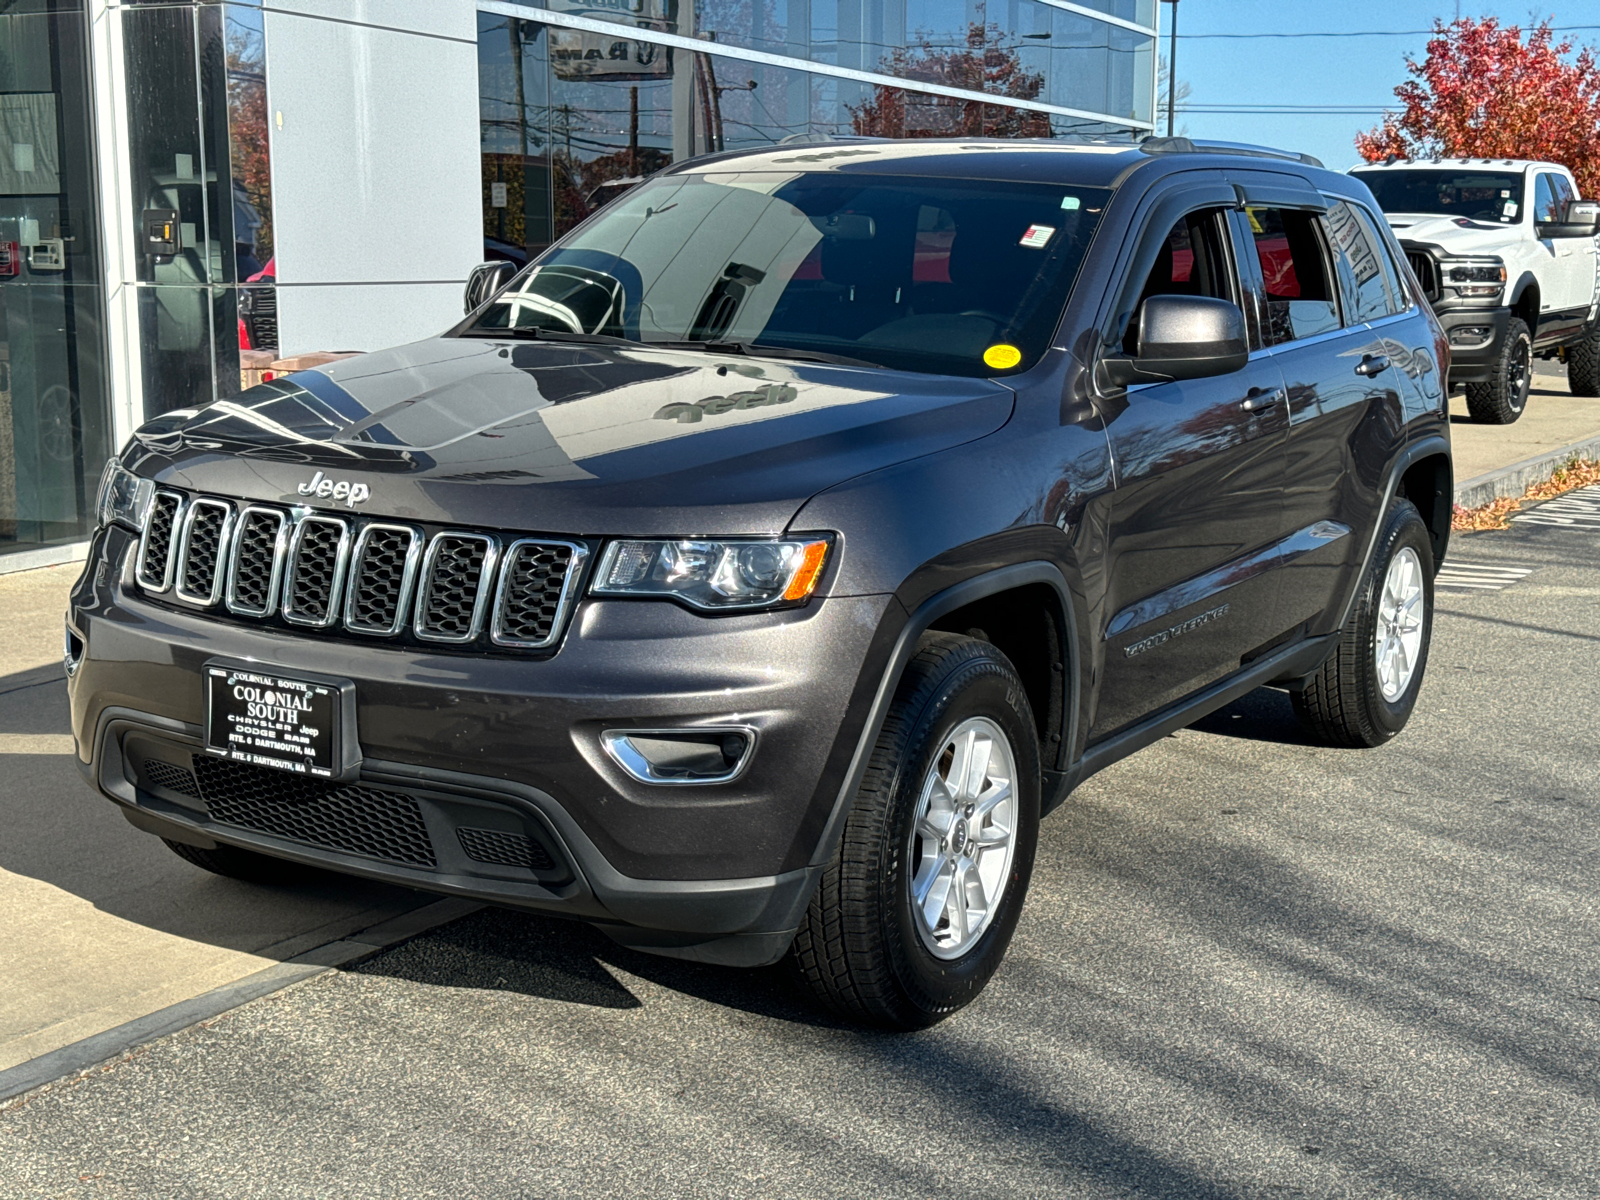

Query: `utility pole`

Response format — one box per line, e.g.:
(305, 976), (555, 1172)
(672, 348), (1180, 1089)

(1166, 0), (1179, 138)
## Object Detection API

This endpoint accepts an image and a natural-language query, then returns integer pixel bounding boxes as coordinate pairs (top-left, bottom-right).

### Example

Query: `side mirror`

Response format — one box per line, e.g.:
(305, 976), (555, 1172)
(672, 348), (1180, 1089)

(1536, 199), (1600, 239)
(1098, 294), (1249, 388)
(464, 260), (517, 313)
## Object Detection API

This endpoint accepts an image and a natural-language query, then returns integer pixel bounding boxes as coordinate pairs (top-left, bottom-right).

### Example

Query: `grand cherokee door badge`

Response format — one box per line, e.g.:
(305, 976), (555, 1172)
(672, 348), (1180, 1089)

(1124, 604), (1230, 657)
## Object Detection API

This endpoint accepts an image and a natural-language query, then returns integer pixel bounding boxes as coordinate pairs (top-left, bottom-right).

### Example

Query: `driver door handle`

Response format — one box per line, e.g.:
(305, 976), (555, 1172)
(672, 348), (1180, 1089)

(1355, 354), (1391, 377)
(1241, 386), (1284, 412)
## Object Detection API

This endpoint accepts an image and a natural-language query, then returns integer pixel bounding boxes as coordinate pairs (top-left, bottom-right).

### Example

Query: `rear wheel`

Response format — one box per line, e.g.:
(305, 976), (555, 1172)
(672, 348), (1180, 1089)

(791, 633), (1040, 1029)
(162, 838), (307, 884)
(1569, 324), (1600, 397)
(1464, 317), (1532, 423)
(1292, 499), (1434, 748)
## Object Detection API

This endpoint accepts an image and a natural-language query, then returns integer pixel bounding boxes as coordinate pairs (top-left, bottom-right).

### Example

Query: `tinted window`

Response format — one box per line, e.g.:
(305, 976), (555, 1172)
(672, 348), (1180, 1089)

(465, 172), (1110, 378)
(1122, 208), (1235, 353)
(1537, 173), (1576, 224)
(1326, 201), (1396, 323)
(1354, 169), (1524, 224)
(1246, 208), (1341, 344)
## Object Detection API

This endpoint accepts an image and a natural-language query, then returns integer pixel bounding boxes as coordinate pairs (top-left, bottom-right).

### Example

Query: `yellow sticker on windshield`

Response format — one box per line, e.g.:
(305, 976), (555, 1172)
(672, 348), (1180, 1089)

(983, 344), (1023, 370)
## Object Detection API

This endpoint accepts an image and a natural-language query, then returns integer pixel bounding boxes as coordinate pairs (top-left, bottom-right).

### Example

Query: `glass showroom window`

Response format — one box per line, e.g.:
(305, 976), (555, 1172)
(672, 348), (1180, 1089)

(0, 2), (112, 559)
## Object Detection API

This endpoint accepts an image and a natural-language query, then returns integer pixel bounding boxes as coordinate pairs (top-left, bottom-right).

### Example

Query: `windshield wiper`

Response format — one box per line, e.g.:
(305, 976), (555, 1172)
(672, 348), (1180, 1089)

(655, 340), (874, 368)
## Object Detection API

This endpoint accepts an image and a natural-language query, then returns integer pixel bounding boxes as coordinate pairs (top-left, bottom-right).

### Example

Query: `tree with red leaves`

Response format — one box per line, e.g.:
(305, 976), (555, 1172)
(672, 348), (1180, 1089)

(851, 23), (1051, 139)
(1356, 18), (1600, 197)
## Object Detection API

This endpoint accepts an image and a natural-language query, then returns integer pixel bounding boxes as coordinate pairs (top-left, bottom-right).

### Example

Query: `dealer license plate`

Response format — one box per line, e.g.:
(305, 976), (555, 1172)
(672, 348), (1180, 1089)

(204, 665), (342, 777)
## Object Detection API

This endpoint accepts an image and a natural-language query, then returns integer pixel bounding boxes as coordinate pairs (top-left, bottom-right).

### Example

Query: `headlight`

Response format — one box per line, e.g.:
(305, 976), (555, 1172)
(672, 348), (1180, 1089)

(95, 459), (154, 532)
(1444, 260), (1505, 299)
(592, 537), (831, 610)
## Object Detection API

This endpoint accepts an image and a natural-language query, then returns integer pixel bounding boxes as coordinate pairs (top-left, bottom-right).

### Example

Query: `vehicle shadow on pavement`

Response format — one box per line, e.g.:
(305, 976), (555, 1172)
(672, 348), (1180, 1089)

(1184, 686), (1325, 746)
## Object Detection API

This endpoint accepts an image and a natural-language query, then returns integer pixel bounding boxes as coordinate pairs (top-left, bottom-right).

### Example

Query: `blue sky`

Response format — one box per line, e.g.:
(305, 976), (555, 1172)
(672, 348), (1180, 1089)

(1165, 2), (1600, 172)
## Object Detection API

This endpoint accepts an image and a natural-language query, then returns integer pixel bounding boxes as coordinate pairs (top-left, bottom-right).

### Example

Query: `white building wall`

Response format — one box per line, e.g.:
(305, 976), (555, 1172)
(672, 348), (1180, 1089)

(263, 1), (483, 355)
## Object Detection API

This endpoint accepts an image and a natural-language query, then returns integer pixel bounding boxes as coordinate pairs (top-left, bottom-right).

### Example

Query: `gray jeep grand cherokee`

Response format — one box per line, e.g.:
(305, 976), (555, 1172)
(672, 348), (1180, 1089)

(70, 138), (1452, 1028)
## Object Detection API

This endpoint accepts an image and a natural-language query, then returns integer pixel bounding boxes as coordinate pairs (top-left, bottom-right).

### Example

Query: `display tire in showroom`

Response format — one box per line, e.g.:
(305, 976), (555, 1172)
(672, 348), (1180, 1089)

(1568, 323), (1600, 397)
(790, 632), (1040, 1030)
(1464, 317), (1532, 423)
(1293, 498), (1435, 748)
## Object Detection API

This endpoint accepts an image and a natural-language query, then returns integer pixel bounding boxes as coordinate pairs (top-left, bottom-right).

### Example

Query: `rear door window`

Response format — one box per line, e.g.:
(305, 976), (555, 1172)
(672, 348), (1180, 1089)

(1325, 201), (1397, 323)
(1244, 207), (1341, 344)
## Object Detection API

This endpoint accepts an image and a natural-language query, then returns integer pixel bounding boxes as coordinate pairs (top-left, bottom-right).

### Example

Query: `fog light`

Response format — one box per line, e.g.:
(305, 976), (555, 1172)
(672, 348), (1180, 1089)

(1449, 326), (1492, 346)
(601, 727), (757, 785)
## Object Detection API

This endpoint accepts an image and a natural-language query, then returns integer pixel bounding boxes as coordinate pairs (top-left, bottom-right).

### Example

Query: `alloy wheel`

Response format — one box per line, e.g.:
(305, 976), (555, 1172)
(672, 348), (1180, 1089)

(907, 716), (1017, 960)
(1374, 546), (1425, 702)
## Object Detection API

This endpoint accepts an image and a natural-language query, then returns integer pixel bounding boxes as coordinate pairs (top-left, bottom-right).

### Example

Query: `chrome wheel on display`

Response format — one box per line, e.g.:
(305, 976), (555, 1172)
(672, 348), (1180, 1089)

(1374, 545), (1425, 702)
(907, 716), (1017, 960)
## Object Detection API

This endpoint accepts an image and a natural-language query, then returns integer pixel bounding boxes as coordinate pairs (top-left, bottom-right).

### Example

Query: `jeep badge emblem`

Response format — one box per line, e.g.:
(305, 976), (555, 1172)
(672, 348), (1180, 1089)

(297, 470), (370, 507)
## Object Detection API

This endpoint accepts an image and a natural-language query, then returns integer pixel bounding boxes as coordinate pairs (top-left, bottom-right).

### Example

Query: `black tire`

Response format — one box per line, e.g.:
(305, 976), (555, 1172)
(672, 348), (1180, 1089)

(162, 837), (308, 884)
(791, 633), (1041, 1030)
(1464, 317), (1532, 423)
(1292, 499), (1435, 748)
(1569, 324), (1600, 397)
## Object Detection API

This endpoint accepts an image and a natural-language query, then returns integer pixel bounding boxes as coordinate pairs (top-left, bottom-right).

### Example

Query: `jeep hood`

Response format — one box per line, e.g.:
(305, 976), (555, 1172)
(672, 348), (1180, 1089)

(1380, 213), (1516, 255)
(129, 337), (1015, 536)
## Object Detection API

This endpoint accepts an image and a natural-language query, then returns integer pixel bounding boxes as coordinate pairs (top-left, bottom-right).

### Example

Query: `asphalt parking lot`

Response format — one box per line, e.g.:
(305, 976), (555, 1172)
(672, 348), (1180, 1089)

(3, 495), (1598, 1199)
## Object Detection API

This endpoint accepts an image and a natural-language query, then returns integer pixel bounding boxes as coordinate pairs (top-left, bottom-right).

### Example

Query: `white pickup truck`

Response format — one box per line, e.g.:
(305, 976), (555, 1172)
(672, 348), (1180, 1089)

(1351, 158), (1600, 423)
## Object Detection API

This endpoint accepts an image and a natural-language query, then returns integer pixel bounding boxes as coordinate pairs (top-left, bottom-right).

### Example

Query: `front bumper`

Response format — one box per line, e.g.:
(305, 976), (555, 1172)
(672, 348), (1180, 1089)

(1437, 306), (1511, 385)
(68, 527), (896, 965)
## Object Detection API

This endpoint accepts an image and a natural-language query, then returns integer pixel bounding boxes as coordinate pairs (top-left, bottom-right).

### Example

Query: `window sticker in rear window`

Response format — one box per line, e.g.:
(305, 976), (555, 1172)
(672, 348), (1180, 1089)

(1019, 224), (1055, 249)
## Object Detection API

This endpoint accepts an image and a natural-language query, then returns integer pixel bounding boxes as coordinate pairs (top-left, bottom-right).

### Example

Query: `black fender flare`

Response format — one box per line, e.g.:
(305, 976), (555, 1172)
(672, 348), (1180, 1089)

(806, 561), (1081, 870)
(1508, 271), (1540, 329)
(1329, 434), (1453, 633)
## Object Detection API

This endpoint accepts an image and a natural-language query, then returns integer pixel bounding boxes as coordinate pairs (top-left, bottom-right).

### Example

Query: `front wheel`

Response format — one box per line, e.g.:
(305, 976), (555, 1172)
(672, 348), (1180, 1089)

(1464, 317), (1532, 423)
(790, 633), (1040, 1029)
(1292, 498), (1435, 748)
(1569, 324), (1600, 397)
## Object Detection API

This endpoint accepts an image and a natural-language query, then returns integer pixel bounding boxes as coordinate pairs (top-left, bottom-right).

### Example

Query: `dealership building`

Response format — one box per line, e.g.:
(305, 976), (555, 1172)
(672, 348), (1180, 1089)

(2, 0), (1156, 571)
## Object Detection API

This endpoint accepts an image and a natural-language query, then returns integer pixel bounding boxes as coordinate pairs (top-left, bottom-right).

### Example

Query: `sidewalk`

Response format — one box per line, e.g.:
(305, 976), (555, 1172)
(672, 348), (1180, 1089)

(0, 565), (427, 1077)
(1450, 361), (1600, 507)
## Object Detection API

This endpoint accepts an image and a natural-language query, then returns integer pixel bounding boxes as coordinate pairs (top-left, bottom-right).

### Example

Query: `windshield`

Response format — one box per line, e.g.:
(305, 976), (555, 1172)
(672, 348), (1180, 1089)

(462, 171), (1110, 378)
(1353, 169), (1525, 224)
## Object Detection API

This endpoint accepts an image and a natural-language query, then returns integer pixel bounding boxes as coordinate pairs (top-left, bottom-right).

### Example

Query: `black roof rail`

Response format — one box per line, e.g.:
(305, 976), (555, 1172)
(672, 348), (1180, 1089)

(1140, 136), (1325, 170)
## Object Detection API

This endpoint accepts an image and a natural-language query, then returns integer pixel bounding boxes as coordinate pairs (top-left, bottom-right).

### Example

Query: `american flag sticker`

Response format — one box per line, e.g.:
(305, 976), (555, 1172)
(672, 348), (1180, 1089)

(1019, 224), (1055, 249)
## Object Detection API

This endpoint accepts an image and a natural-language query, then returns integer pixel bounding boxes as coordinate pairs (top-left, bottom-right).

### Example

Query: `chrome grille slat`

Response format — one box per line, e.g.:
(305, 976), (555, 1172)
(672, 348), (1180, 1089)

(414, 533), (498, 643)
(174, 498), (234, 606)
(491, 539), (588, 650)
(225, 506), (288, 617)
(136, 491), (185, 592)
(282, 515), (352, 628)
(344, 524), (423, 636)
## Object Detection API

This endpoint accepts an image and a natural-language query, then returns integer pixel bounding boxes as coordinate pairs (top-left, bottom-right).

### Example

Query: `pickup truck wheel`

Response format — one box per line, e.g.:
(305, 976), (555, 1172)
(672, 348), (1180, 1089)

(1291, 499), (1434, 748)
(1464, 317), (1532, 423)
(1569, 325), (1600, 397)
(162, 837), (306, 884)
(791, 633), (1040, 1029)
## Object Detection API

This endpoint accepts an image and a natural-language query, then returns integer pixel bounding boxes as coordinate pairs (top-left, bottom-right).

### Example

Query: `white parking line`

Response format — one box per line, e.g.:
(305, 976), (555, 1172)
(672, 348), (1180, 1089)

(1512, 484), (1600, 527)
(1436, 561), (1535, 591)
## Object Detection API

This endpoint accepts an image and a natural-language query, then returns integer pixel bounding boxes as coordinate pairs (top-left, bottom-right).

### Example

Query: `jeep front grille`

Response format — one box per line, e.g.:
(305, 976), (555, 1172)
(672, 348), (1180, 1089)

(135, 489), (588, 654)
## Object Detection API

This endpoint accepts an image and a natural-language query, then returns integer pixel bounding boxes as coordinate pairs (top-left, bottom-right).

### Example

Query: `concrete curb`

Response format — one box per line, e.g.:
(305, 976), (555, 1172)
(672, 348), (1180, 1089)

(1453, 431), (1600, 510)
(0, 897), (481, 1106)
